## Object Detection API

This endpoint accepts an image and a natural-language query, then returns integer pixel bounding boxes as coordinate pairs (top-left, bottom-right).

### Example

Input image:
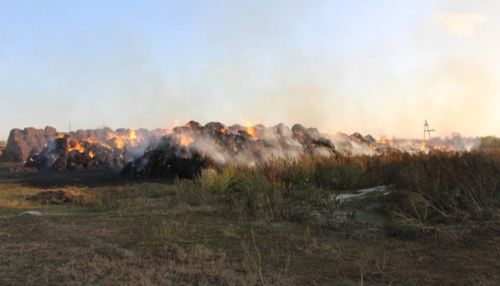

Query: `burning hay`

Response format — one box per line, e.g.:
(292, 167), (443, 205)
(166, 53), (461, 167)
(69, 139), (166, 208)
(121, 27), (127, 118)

(122, 121), (337, 179)
(25, 136), (119, 170)
(23, 128), (163, 171)
(1, 122), (482, 179)
(16, 122), (337, 177)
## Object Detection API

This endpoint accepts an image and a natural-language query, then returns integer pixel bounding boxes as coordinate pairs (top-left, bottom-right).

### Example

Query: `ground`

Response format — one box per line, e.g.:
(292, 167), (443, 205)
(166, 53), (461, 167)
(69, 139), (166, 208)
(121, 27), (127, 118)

(0, 163), (499, 285)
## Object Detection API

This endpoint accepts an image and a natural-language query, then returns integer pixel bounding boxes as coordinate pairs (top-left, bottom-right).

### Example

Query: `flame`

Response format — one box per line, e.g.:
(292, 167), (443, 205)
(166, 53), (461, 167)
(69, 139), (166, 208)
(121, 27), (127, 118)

(246, 126), (256, 138)
(243, 120), (257, 139)
(89, 150), (96, 158)
(378, 137), (396, 147)
(66, 135), (117, 155)
(419, 141), (427, 152)
(129, 129), (137, 141)
(68, 141), (85, 153)
(103, 129), (139, 150)
(373, 136), (461, 154)
(114, 138), (125, 149)
(178, 133), (194, 147)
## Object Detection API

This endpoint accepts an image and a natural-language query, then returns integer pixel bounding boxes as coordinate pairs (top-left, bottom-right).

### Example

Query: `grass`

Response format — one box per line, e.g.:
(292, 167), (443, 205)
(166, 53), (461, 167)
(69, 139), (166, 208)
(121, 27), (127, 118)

(259, 151), (500, 235)
(0, 151), (499, 285)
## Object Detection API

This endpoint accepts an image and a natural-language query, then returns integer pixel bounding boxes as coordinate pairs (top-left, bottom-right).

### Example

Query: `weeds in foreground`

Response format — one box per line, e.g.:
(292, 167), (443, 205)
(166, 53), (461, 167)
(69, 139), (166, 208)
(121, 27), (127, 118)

(241, 229), (265, 285)
(17, 150), (500, 238)
(195, 151), (500, 236)
(389, 152), (500, 236)
(2, 151), (499, 284)
(196, 165), (338, 225)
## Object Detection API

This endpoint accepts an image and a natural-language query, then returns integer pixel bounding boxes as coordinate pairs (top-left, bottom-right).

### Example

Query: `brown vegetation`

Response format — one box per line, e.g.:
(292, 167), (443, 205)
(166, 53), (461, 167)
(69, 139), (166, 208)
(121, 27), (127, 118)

(0, 150), (499, 285)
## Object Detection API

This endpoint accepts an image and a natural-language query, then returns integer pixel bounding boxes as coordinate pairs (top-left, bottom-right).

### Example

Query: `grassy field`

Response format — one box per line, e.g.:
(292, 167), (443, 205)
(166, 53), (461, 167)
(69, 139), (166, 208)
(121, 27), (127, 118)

(0, 152), (499, 285)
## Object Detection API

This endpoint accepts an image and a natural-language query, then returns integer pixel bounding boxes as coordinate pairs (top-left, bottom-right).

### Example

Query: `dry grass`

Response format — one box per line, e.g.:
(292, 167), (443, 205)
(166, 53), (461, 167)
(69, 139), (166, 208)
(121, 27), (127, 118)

(0, 151), (499, 285)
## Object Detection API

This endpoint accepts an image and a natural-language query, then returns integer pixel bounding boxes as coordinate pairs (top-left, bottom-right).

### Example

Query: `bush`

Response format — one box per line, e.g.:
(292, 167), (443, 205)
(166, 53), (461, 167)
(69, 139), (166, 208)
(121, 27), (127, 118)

(198, 166), (285, 221)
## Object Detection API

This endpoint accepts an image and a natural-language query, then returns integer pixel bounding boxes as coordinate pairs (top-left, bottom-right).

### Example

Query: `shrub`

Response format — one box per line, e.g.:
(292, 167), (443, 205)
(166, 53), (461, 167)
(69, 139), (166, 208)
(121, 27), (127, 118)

(198, 166), (285, 221)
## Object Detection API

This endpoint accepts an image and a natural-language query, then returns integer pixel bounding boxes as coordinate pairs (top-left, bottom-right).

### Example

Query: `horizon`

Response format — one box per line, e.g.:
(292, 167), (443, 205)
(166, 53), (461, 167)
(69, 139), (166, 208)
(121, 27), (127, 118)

(1, 1), (500, 140)
(0, 120), (489, 143)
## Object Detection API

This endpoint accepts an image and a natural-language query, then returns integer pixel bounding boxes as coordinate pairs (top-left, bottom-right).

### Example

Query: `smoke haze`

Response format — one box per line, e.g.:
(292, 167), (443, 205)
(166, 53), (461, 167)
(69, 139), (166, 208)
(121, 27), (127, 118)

(1, 0), (499, 140)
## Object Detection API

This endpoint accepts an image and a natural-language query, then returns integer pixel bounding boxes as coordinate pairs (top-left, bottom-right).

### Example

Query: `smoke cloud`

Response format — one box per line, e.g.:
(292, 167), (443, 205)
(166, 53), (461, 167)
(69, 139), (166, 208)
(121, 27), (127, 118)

(1, 1), (500, 140)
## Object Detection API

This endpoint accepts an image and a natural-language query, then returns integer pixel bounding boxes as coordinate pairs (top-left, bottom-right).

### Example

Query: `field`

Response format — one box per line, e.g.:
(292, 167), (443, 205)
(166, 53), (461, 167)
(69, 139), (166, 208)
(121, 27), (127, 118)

(0, 152), (499, 285)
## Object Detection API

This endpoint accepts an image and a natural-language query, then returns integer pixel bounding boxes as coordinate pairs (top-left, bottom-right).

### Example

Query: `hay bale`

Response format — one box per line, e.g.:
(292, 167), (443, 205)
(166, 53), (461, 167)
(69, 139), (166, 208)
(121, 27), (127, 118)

(0, 141), (5, 157)
(1, 126), (58, 162)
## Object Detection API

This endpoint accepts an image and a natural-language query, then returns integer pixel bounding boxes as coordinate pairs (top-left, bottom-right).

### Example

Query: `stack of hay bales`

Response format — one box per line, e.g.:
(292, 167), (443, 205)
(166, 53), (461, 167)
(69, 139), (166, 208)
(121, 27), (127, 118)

(1, 127), (57, 162)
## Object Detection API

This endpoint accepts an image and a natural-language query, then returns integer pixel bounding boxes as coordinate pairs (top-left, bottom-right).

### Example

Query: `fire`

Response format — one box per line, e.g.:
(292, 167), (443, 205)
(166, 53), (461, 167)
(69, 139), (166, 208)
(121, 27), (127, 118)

(127, 129), (138, 148)
(373, 136), (463, 154)
(378, 137), (397, 147)
(68, 142), (85, 153)
(178, 133), (194, 147)
(114, 138), (125, 149)
(419, 141), (427, 152)
(103, 129), (139, 150)
(246, 126), (256, 138)
(129, 129), (137, 141)
(65, 132), (128, 157)
(243, 120), (257, 139)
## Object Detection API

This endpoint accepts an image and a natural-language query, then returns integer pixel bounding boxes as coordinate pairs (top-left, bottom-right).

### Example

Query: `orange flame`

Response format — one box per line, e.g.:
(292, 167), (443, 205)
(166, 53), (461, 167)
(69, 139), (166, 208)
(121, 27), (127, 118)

(114, 138), (125, 149)
(178, 133), (194, 147)
(243, 120), (257, 139)
(129, 129), (137, 141)
(68, 142), (85, 153)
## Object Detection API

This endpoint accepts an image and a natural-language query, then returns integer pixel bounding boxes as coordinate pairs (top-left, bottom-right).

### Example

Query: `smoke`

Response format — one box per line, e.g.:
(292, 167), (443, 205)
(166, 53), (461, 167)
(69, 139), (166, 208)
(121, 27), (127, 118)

(328, 131), (482, 156)
(436, 13), (488, 36)
(124, 122), (486, 180)
(19, 121), (487, 174)
(2, 1), (500, 140)
(170, 122), (331, 167)
(328, 133), (377, 156)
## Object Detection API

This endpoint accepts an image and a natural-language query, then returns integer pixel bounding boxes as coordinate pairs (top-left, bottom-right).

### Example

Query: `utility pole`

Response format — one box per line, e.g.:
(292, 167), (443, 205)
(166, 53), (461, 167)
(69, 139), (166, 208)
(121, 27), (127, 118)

(423, 120), (435, 142)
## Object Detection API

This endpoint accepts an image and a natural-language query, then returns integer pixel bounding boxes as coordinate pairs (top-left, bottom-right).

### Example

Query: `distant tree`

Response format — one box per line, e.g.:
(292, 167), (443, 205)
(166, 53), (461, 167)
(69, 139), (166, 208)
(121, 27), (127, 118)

(480, 136), (500, 149)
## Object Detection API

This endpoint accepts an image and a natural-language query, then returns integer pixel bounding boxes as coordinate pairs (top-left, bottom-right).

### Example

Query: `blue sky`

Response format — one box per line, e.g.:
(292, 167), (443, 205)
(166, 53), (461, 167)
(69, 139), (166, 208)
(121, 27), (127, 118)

(1, 0), (499, 139)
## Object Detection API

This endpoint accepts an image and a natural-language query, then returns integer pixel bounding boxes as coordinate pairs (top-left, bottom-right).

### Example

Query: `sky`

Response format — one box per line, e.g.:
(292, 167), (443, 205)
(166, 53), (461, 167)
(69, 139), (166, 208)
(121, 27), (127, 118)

(1, 0), (499, 140)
